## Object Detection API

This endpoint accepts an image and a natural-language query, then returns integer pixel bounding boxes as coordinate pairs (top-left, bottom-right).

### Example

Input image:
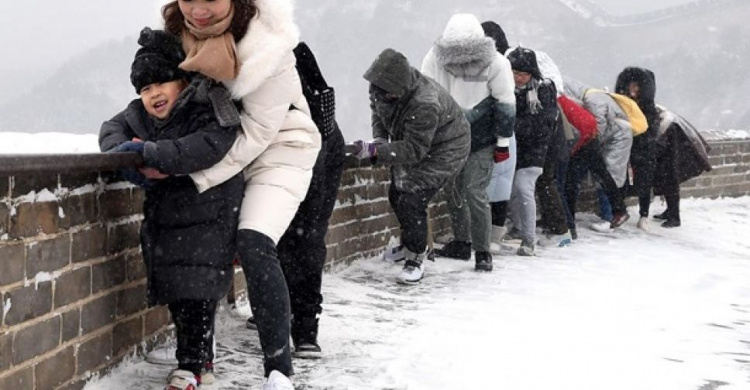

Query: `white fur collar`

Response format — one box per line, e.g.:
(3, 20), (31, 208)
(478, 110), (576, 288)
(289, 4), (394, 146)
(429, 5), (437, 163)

(226, 0), (300, 99)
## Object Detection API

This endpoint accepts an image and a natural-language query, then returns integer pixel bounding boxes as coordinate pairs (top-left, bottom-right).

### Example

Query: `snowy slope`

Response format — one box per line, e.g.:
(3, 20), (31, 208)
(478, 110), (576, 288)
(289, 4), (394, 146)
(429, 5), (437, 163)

(83, 196), (750, 390)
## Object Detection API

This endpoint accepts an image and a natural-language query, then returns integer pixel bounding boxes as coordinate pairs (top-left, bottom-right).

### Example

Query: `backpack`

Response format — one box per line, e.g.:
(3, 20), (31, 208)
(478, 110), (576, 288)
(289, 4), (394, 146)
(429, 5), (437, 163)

(293, 42), (336, 139)
(585, 89), (648, 136)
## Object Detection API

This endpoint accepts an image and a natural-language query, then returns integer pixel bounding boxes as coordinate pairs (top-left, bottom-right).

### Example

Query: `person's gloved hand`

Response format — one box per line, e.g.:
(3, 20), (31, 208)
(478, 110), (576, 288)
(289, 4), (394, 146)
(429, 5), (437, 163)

(351, 140), (378, 160)
(116, 168), (152, 189)
(493, 146), (510, 163)
(110, 141), (145, 155)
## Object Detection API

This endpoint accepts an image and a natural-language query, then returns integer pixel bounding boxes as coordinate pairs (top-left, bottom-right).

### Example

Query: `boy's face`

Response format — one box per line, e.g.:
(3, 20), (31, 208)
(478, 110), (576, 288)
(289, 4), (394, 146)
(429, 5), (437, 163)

(140, 80), (185, 120)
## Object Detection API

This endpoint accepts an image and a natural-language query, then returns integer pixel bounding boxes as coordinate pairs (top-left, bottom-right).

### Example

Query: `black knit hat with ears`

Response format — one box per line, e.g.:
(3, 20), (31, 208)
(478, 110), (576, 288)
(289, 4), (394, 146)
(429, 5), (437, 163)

(481, 21), (509, 54)
(507, 47), (543, 80)
(130, 27), (190, 94)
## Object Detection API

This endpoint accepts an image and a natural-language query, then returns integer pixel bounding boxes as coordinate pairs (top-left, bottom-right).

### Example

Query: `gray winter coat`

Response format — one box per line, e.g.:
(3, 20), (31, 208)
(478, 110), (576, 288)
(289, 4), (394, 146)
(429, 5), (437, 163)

(364, 49), (471, 192)
(564, 78), (633, 187)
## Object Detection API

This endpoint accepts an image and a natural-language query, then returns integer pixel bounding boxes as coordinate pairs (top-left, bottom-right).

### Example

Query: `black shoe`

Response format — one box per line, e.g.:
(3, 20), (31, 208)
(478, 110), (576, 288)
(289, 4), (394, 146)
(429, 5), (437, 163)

(610, 212), (630, 228)
(434, 240), (471, 260)
(246, 316), (257, 330)
(474, 251), (493, 272)
(292, 316), (321, 359)
(653, 210), (671, 220)
(661, 218), (681, 228)
(570, 227), (578, 240)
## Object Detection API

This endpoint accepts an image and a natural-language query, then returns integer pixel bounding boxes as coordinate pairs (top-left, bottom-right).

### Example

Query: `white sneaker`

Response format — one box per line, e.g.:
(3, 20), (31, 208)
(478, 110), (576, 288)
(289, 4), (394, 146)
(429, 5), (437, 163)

(147, 345), (178, 366)
(397, 260), (424, 284)
(538, 231), (572, 247)
(165, 370), (198, 390)
(637, 216), (650, 231)
(382, 236), (405, 263)
(263, 370), (294, 390)
(490, 225), (506, 246)
(590, 221), (613, 232)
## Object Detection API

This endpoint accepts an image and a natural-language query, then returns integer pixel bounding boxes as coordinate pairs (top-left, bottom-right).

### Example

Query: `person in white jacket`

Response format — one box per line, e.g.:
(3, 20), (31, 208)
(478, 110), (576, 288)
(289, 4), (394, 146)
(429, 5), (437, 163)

(421, 13), (515, 271)
(161, 0), (321, 388)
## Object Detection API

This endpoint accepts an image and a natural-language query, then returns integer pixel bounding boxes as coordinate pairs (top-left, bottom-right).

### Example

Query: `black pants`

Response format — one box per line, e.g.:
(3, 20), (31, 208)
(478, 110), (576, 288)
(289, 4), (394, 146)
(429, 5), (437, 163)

(661, 183), (681, 221)
(565, 139), (626, 228)
(237, 229), (293, 377)
(536, 154), (569, 235)
(169, 299), (218, 376)
(278, 128), (345, 344)
(491, 201), (508, 227)
(388, 184), (439, 258)
(630, 157), (656, 217)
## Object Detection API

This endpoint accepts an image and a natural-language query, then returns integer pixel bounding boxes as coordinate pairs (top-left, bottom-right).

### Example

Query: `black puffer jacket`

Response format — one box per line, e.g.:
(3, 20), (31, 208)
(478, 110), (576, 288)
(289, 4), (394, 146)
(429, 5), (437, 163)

(615, 67), (660, 164)
(99, 77), (244, 305)
(513, 79), (558, 169)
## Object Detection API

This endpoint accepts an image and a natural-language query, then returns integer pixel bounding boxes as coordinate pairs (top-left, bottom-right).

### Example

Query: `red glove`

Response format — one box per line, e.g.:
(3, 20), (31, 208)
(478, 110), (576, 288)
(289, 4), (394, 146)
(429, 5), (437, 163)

(493, 146), (510, 163)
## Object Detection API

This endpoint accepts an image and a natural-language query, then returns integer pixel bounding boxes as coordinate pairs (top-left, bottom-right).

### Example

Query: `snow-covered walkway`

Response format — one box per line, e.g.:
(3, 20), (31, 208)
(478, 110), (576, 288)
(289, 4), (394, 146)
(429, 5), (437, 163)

(84, 197), (750, 390)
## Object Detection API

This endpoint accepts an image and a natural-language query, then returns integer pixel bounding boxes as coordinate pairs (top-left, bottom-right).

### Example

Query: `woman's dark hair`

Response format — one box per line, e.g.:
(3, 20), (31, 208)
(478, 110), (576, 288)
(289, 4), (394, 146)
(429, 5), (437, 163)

(162, 0), (258, 42)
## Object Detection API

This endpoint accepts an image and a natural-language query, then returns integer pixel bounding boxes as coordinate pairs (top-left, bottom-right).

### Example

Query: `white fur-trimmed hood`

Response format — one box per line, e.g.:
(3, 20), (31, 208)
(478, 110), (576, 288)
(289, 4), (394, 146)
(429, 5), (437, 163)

(227, 0), (300, 99)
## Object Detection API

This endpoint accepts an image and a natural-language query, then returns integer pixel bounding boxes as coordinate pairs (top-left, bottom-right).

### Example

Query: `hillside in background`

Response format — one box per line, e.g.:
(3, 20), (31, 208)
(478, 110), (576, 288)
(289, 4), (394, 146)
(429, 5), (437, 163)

(0, 0), (747, 139)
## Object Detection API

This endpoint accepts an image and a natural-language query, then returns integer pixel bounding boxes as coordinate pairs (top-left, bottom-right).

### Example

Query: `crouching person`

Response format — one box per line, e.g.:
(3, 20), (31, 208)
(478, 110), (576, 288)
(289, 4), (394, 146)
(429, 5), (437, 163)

(99, 28), (244, 390)
(352, 48), (471, 284)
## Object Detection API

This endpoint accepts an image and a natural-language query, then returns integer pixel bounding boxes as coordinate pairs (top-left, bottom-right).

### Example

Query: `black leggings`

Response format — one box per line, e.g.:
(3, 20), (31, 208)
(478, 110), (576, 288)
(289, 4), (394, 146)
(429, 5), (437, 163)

(491, 201), (508, 227)
(169, 299), (218, 376)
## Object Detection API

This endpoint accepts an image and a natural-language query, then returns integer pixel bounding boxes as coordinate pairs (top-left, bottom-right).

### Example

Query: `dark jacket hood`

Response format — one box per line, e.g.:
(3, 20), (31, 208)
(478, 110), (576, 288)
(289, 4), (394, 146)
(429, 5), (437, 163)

(363, 48), (416, 97)
(481, 21), (510, 54)
(615, 67), (657, 104)
(507, 47), (543, 80)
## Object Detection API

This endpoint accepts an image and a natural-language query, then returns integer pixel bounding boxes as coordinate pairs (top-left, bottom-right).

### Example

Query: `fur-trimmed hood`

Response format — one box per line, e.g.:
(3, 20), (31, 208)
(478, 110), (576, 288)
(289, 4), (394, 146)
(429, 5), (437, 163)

(433, 14), (497, 77)
(227, 0), (300, 99)
(158, 0), (300, 99)
(615, 67), (656, 105)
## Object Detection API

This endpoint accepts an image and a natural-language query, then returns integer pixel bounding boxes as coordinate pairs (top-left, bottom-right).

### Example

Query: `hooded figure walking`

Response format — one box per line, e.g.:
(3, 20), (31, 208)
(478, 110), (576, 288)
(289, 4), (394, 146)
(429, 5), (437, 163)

(351, 48), (471, 284)
(421, 13), (516, 271)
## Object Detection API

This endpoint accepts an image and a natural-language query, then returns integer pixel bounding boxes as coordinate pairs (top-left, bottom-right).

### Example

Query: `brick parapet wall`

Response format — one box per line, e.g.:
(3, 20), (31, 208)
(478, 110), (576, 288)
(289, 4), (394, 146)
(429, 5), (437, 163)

(0, 135), (748, 389)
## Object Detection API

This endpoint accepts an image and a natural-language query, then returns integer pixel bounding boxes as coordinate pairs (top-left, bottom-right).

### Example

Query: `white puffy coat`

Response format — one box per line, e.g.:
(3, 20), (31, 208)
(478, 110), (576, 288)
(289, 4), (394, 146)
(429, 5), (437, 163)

(187, 0), (321, 243)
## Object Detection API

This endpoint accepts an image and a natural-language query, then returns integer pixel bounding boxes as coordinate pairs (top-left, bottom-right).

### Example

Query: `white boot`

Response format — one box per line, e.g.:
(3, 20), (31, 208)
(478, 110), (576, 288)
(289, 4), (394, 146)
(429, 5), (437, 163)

(590, 221), (613, 232)
(381, 236), (405, 263)
(490, 225), (506, 246)
(263, 370), (294, 390)
(637, 216), (650, 231)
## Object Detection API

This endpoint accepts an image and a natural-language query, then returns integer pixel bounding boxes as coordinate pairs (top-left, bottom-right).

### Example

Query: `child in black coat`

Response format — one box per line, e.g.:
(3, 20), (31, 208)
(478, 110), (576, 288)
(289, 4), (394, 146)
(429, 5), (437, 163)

(99, 27), (244, 390)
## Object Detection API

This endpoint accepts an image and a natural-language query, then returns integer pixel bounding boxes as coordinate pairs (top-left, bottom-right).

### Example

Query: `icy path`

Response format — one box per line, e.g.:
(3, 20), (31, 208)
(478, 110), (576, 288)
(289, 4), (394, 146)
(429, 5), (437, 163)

(84, 197), (750, 390)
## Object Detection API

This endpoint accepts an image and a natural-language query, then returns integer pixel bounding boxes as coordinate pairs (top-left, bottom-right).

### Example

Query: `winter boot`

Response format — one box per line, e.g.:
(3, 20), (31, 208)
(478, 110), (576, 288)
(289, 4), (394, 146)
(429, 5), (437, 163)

(246, 316), (257, 330)
(610, 211), (630, 229)
(434, 240), (471, 260)
(590, 221), (612, 232)
(397, 248), (426, 284)
(474, 251), (493, 272)
(570, 227), (578, 240)
(382, 244), (406, 263)
(490, 225), (506, 246)
(637, 216), (650, 231)
(262, 370), (294, 390)
(517, 238), (536, 256)
(501, 227), (523, 243)
(661, 218), (681, 228)
(653, 210), (671, 220)
(292, 316), (321, 360)
(147, 345), (178, 365)
(165, 370), (200, 390)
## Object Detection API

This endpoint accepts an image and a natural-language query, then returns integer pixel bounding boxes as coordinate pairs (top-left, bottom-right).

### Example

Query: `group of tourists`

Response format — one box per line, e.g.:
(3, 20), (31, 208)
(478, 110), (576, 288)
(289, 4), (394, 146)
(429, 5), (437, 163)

(96, 1), (712, 389)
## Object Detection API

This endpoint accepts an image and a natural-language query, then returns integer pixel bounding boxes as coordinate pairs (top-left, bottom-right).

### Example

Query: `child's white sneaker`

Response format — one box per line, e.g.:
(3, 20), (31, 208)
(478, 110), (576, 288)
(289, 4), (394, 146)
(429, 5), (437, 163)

(165, 370), (199, 390)
(637, 216), (650, 231)
(262, 370), (294, 390)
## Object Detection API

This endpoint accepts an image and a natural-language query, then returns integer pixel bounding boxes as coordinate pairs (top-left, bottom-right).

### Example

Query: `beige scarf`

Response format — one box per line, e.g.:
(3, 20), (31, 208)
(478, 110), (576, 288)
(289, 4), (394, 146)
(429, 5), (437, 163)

(180, 4), (240, 82)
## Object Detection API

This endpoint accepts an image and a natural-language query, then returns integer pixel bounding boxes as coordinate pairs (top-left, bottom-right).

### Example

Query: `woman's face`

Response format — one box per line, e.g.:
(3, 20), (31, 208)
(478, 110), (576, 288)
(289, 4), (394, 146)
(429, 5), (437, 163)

(178, 0), (232, 28)
(513, 70), (532, 88)
(627, 81), (641, 99)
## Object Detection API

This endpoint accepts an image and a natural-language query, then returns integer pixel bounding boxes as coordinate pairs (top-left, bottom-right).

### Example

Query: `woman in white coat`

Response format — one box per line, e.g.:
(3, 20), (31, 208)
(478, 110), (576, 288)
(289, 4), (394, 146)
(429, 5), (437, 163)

(162, 0), (321, 388)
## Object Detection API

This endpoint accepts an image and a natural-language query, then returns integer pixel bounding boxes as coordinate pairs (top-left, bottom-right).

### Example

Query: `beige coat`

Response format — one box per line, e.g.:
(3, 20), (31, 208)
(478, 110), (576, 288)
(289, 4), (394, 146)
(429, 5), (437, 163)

(187, 0), (321, 243)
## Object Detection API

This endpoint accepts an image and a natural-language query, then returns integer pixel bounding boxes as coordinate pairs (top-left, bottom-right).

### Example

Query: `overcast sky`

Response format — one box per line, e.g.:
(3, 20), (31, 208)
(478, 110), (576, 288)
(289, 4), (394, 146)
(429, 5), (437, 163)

(1, 0), (693, 76)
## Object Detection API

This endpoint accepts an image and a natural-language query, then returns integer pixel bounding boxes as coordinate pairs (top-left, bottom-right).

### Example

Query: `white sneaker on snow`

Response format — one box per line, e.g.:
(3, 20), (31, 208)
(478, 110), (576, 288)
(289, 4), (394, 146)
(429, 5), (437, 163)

(263, 370), (294, 390)
(637, 216), (650, 231)
(590, 221), (613, 232)
(397, 260), (424, 284)
(147, 345), (178, 366)
(165, 370), (199, 390)
(538, 231), (572, 247)
(382, 244), (406, 263)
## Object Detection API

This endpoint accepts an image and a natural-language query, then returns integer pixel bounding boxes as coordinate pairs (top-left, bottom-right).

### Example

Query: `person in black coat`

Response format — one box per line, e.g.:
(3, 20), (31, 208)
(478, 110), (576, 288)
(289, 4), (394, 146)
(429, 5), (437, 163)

(99, 28), (243, 388)
(615, 67), (660, 230)
(506, 47), (557, 256)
